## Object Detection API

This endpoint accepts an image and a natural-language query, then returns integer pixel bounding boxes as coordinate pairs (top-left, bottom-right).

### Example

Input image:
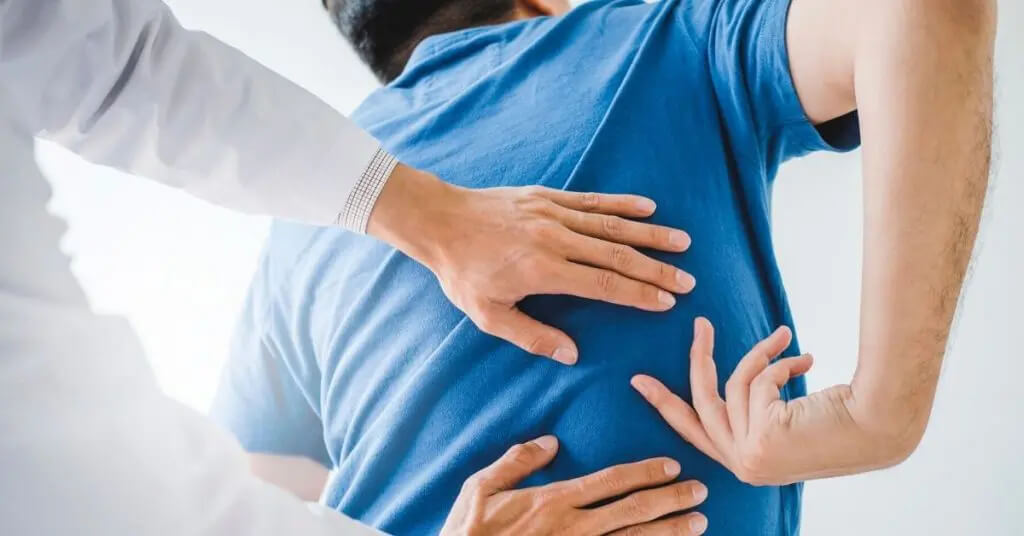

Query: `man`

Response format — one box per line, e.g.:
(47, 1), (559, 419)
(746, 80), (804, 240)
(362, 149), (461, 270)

(0, 0), (720, 534)
(213, 0), (994, 533)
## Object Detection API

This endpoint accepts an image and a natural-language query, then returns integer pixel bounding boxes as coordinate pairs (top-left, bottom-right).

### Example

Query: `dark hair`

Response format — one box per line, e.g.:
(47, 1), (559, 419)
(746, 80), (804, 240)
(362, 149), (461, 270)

(326, 0), (515, 83)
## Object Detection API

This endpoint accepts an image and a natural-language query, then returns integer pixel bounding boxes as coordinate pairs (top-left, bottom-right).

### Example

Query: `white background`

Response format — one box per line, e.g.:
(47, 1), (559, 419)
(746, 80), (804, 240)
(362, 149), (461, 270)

(39, 0), (1022, 534)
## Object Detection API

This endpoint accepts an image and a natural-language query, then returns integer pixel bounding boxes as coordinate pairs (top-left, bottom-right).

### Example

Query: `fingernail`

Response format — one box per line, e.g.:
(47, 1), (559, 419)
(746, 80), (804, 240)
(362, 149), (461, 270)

(669, 231), (690, 249)
(690, 514), (708, 534)
(663, 459), (681, 476)
(636, 198), (657, 213)
(533, 435), (558, 451)
(658, 291), (676, 308)
(630, 376), (652, 397)
(676, 271), (696, 292)
(552, 347), (578, 365)
(692, 483), (708, 501)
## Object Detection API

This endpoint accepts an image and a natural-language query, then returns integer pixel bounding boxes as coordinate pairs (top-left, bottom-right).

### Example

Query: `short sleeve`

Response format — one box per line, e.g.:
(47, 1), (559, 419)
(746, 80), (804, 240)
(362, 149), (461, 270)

(209, 255), (331, 468)
(701, 0), (860, 168)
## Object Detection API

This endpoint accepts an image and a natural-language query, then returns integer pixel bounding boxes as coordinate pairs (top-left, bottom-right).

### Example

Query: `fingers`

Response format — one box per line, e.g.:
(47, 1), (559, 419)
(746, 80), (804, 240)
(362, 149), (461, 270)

(749, 354), (814, 412)
(584, 480), (709, 535)
(533, 187), (660, 218)
(607, 513), (709, 536)
(556, 206), (692, 253)
(688, 318), (733, 448)
(724, 326), (794, 435)
(556, 229), (695, 294)
(472, 436), (560, 493)
(546, 262), (678, 312)
(630, 375), (726, 466)
(474, 305), (579, 365)
(553, 457), (682, 507)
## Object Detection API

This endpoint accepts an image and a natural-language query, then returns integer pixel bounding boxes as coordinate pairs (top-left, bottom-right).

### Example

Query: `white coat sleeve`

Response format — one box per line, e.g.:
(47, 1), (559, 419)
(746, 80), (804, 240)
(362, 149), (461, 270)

(0, 0), (396, 231)
(0, 93), (387, 535)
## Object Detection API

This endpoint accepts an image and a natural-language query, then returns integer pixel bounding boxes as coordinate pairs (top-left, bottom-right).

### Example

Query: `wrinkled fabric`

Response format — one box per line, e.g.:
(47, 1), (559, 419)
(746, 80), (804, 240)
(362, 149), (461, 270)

(213, 0), (859, 534)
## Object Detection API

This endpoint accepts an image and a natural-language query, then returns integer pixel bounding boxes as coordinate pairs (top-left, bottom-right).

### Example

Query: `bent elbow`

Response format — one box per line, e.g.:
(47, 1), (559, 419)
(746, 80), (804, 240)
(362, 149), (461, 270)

(872, 419), (928, 470)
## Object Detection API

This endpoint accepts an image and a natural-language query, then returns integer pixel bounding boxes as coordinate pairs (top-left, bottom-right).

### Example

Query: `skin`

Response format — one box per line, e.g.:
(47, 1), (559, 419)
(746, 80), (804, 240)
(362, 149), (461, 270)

(439, 437), (709, 536)
(632, 0), (997, 485)
(371, 170), (693, 365)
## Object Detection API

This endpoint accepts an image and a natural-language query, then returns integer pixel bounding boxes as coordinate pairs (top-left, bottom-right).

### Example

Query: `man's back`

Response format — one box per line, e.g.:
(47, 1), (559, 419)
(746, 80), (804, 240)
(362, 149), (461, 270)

(213, 0), (857, 533)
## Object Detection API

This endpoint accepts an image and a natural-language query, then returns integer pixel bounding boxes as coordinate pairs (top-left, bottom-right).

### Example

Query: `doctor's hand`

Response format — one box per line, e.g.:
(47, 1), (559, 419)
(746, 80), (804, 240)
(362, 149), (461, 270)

(631, 318), (913, 486)
(441, 436), (709, 536)
(369, 165), (695, 365)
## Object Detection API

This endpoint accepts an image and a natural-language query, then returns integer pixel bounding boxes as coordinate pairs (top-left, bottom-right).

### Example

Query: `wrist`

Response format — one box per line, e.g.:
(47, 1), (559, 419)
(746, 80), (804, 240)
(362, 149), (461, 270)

(366, 163), (462, 268)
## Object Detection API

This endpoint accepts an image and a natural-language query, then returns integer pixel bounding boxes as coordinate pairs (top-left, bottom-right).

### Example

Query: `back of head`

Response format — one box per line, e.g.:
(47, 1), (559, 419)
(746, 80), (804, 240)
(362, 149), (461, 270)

(325, 0), (516, 82)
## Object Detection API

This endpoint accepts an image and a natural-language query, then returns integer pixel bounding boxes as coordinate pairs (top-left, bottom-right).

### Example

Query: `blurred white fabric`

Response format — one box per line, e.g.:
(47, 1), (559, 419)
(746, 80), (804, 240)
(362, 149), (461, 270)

(0, 0), (387, 534)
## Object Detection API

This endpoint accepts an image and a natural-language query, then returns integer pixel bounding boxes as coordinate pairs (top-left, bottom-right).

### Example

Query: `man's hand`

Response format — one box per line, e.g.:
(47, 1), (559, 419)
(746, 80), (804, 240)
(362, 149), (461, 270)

(630, 318), (910, 486)
(441, 436), (709, 536)
(369, 165), (695, 364)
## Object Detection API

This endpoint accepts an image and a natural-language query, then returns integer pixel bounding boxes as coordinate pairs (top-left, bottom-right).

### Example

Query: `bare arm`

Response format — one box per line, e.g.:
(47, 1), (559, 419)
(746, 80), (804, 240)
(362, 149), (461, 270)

(794, 0), (997, 452)
(630, 0), (996, 484)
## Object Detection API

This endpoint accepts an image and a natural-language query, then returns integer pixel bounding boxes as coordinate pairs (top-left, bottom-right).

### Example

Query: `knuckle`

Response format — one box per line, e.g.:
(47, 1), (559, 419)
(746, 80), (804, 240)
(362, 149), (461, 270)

(474, 311), (498, 335)
(520, 186), (552, 203)
(609, 245), (635, 271)
(622, 492), (651, 520)
(507, 443), (535, 465)
(600, 215), (624, 238)
(593, 469), (625, 494)
(525, 332), (551, 355)
(642, 283), (662, 303)
(644, 461), (665, 482)
(461, 473), (485, 494)
(518, 254), (549, 276)
(534, 220), (562, 241)
(518, 196), (554, 218)
(596, 270), (619, 296)
(673, 483), (694, 507)
(657, 261), (674, 282)
(533, 486), (561, 506)
(650, 224), (666, 245)
(581, 192), (601, 211)
(618, 525), (647, 536)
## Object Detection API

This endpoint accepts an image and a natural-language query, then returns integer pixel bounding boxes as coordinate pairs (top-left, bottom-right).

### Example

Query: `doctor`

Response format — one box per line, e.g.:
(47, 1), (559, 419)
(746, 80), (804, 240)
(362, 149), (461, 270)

(0, 0), (706, 535)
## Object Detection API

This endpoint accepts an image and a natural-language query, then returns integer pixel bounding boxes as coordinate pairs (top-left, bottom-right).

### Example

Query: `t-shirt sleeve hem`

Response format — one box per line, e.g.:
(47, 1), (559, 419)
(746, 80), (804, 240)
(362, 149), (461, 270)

(765, 0), (861, 154)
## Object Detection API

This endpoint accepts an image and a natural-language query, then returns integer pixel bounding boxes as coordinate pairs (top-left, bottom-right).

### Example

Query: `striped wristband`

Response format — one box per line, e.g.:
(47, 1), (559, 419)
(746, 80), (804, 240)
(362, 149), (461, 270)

(338, 147), (399, 233)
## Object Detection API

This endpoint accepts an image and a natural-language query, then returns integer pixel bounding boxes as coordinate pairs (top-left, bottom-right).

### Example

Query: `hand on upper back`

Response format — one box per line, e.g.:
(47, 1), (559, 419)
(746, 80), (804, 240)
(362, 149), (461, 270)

(630, 318), (911, 486)
(441, 436), (709, 536)
(369, 165), (695, 365)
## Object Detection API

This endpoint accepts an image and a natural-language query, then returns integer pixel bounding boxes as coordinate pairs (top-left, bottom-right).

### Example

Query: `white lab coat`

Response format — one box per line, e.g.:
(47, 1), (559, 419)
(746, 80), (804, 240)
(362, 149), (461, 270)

(0, 0), (389, 534)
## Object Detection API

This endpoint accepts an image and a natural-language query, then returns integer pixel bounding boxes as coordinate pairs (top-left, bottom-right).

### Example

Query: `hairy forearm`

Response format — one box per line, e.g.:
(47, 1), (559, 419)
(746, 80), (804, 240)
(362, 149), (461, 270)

(848, 0), (997, 452)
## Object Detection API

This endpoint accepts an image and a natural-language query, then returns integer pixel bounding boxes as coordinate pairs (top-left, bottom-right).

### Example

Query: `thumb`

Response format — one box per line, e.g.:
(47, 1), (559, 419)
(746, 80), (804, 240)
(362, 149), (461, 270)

(475, 305), (579, 365)
(475, 436), (560, 492)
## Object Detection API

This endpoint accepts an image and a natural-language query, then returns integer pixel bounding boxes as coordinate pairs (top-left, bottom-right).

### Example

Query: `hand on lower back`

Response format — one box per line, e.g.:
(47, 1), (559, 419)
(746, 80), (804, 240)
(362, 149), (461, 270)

(441, 436), (709, 536)
(369, 165), (695, 364)
(631, 317), (913, 486)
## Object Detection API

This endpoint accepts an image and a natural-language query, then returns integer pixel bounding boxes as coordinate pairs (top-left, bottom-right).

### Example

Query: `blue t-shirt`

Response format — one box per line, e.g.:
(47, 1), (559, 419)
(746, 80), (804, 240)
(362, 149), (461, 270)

(212, 0), (859, 534)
